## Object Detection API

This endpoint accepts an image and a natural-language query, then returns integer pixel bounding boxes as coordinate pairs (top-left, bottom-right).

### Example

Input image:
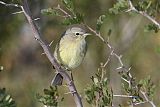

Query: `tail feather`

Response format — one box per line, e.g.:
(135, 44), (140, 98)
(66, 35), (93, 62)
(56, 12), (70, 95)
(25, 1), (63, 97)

(51, 73), (63, 86)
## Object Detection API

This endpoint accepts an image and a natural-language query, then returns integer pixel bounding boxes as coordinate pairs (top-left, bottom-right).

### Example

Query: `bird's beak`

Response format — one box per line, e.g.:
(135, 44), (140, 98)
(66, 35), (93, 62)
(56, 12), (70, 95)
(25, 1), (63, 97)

(83, 33), (92, 37)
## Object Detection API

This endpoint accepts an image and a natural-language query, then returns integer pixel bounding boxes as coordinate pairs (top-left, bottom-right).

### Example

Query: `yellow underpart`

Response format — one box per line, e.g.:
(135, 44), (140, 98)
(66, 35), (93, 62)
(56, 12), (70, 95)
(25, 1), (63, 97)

(58, 37), (86, 69)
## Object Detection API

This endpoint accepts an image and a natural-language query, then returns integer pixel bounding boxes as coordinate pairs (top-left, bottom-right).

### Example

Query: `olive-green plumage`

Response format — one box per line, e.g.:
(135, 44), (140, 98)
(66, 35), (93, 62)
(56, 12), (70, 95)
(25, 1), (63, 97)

(52, 27), (90, 85)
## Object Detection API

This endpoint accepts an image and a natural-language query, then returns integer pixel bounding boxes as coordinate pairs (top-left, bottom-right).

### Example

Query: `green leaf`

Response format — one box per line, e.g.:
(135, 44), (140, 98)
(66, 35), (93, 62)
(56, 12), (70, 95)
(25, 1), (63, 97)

(96, 15), (107, 31)
(62, 13), (83, 25)
(0, 88), (16, 107)
(41, 8), (59, 16)
(37, 86), (63, 107)
(107, 29), (112, 36)
(84, 64), (113, 106)
(135, 0), (152, 11)
(109, 0), (128, 14)
(62, 0), (75, 13)
(144, 23), (159, 33)
(138, 76), (156, 99)
(12, 0), (22, 4)
(93, 78), (99, 85)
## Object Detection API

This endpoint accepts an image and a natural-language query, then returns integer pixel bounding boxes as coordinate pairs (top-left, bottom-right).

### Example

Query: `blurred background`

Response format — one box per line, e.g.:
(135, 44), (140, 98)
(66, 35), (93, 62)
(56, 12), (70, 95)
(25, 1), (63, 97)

(0, 0), (160, 107)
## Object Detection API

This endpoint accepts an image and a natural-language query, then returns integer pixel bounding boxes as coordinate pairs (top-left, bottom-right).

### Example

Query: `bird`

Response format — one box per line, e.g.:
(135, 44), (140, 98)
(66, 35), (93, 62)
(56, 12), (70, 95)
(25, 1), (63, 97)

(52, 26), (91, 85)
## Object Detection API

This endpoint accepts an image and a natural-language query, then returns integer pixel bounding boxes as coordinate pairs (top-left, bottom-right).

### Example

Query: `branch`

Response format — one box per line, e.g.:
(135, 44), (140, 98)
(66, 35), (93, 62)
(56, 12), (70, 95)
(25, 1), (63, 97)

(0, 0), (83, 107)
(127, 0), (160, 29)
(21, 0), (83, 107)
(0, 1), (20, 7)
(85, 22), (156, 107)
(140, 91), (156, 107)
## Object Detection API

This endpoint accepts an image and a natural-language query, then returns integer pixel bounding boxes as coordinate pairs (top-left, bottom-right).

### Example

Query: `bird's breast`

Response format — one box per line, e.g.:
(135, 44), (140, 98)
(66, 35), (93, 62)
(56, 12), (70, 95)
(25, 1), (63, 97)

(58, 39), (87, 69)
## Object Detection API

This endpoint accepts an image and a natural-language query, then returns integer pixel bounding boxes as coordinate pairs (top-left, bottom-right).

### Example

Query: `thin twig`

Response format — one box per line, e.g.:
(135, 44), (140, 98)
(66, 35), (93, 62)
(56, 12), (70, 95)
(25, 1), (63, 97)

(103, 48), (114, 68)
(0, 1), (20, 7)
(55, 4), (72, 18)
(113, 94), (137, 98)
(140, 91), (156, 107)
(12, 11), (23, 15)
(127, 0), (160, 29)
(133, 101), (148, 106)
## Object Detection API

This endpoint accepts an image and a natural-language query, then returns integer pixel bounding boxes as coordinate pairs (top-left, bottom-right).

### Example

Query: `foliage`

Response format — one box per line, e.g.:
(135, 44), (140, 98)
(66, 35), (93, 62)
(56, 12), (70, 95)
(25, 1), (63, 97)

(61, 0), (75, 14)
(138, 76), (156, 99)
(62, 13), (84, 25)
(0, 88), (16, 107)
(144, 23), (159, 33)
(119, 70), (144, 104)
(84, 64), (113, 107)
(96, 15), (107, 32)
(109, 0), (129, 14)
(134, 0), (160, 32)
(134, 0), (160, 16)
(41, 8), (60, 16)
(108, 0), (160, 33)
(36, 86), (63, 107)
(41, 0), (84, 25)
(119, 69), (155, 105)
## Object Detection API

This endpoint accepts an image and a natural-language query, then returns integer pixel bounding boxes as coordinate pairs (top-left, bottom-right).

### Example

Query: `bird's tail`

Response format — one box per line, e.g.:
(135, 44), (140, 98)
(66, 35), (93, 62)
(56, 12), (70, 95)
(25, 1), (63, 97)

(51, 73), (63, 86)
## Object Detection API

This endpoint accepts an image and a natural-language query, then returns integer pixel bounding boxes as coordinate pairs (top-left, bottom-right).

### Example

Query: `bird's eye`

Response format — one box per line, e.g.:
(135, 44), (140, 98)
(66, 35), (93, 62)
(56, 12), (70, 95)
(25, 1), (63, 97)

(75, 33), (80, 36)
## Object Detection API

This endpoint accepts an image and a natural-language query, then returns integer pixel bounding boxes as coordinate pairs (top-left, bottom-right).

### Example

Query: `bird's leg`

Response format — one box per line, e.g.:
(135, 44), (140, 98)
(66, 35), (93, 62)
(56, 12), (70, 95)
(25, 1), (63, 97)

(67, 69), (74, 86)
(70, 70), (74, 82)
(61, 67), (74, 86)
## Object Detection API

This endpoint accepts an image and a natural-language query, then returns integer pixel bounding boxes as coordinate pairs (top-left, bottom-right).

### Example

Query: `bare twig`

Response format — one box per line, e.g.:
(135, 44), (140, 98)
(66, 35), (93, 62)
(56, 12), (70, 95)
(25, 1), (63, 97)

(48, 40), (54, 47)
(34, 17), (40, 21)
(140, 91), (156, 107)
(55, 4), (72, 18)
(0, 1), (20, 7)
(133, 101), (148, 106)
(113, 94), (137, 98)
(12, 11), (23, 15)
(127, 0), (160, 29)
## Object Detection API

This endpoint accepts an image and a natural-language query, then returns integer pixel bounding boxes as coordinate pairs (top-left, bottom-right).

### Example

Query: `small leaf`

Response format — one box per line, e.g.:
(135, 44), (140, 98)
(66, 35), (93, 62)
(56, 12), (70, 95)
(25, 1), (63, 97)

(109, 0), (128, 14)
(62, 0), (74, 13)
(0, 88), (16, 107)
(107, 29), (112, 36)
(37, 86), (62, 107)
(41, 8), (59, 16)
(96, 15), (107, 31)
(62, 13), (83, 25)
(144, 23), (159, 33)
(93, 78), (99, 85)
